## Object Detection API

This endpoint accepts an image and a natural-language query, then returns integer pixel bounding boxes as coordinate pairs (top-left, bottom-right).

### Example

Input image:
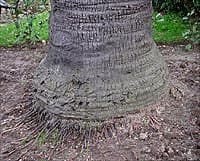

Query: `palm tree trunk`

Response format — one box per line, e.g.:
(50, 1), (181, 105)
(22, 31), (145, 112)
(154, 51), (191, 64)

(33, 0), (168, 126)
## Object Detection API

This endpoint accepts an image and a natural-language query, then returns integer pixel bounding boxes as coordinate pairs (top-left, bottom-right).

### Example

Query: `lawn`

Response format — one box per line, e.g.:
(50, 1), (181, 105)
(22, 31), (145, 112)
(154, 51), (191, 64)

(153, 13), (189, 43)
(0, 12), (49, 47)
(0, 12), (189, 47)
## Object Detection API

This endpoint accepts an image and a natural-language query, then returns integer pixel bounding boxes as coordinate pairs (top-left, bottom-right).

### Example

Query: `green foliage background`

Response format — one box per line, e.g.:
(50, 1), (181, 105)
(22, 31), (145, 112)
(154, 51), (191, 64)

(153, 0), (200, 15)
(0, 0), (199, 47)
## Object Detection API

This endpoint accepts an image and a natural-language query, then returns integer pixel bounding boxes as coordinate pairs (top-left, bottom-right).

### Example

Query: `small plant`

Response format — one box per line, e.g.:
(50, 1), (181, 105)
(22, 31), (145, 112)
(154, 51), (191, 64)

(12, 0), (49, 45)
(182, 8), (200, 49)
(38, 131), (47, 145)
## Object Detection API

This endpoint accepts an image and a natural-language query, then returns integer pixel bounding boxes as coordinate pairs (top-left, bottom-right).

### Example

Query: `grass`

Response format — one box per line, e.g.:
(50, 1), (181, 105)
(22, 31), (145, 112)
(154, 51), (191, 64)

(0, 12), (189, 47)
(0, 11), (49, 47)
(153, 13), (189, 43)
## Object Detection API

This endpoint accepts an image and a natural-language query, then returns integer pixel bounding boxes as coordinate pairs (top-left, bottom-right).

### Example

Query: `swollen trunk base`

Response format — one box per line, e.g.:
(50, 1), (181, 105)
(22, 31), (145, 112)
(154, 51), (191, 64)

(33, 0), (168, 127)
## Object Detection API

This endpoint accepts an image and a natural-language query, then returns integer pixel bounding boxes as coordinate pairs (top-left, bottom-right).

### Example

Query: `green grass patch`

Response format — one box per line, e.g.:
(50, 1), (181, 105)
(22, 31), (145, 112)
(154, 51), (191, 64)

(0, 22), (16, 47)
(0, 11), (49, 47)
(153, 13), (189, 43)
(0, 12), (189, 47)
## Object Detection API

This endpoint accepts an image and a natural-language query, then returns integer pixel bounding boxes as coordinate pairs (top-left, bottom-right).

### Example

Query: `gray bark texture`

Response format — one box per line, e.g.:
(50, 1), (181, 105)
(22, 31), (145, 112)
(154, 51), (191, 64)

(33, 0), (168, 127)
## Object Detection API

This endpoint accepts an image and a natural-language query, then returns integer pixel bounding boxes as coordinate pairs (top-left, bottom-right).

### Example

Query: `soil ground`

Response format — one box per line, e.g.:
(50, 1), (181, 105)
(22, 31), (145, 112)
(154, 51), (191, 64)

(0, 44), (200, 161)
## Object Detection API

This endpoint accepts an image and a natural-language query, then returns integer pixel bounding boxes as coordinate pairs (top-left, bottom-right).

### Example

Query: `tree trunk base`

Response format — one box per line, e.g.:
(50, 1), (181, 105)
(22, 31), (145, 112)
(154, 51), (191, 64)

(16, 44), (170, 146)
(33, 45), (168, 122)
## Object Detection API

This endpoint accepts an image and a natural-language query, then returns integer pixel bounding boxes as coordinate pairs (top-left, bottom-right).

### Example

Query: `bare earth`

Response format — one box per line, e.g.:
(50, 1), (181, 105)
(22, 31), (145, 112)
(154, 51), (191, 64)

(0, 44), (199, 161)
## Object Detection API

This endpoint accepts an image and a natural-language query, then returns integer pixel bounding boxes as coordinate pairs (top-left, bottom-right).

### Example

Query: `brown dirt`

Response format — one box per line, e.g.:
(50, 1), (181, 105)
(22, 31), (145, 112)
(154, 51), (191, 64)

(0, 44), (199, 161)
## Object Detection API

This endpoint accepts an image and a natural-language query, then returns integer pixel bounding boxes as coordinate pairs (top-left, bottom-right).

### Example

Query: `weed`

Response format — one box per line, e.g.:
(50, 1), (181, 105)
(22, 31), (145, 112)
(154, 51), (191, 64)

(38, 131), (47, 146)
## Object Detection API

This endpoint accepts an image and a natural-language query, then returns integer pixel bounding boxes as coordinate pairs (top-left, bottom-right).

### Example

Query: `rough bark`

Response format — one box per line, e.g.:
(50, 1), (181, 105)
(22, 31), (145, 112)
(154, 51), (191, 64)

(31, 0), (168, 130)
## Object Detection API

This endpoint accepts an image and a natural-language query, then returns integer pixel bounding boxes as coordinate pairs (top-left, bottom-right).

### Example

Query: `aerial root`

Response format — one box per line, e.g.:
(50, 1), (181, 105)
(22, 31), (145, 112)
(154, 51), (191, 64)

(3, 100), (166, 160)
(2, 105), (122, 160)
